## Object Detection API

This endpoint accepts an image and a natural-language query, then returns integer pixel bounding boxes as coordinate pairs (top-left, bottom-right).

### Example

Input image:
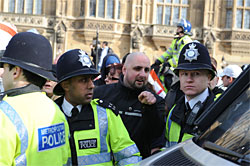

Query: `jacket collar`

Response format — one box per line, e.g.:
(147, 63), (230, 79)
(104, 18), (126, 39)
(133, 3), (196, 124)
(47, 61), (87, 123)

(171, 89), (215, 125)
(4, 84), (41, 97)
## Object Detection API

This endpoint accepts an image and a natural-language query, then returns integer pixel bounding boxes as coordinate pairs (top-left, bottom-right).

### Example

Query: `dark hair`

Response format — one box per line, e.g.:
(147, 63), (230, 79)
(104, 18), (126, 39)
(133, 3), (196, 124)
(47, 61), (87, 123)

(122, 53), (130, 65)
(9, 64), (47, 89)
(103, 41), (108, 46)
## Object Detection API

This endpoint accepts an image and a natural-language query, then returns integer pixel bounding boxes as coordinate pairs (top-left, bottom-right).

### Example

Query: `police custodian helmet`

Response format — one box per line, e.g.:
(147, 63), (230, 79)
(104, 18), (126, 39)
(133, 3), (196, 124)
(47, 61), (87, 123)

(0, 32), (56, 81)
(53, 49), (99, 95)
(174, 42), (215, 79)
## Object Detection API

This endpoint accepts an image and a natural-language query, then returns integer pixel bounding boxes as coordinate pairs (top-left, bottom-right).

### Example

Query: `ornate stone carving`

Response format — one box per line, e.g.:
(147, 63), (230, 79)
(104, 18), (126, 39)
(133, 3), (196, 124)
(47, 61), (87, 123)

(131, 25), (143, 49)
(233, 32), (250, 41)
(86, 21), (114, 31)
(71, 21), (84, 29)
(203, 29), (216, 49)
(122, 24), (131, 33)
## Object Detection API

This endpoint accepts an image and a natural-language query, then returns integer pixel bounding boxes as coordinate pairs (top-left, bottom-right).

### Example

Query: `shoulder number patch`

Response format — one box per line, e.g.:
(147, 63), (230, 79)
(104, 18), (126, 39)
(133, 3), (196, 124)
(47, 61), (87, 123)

(38, 123), (66, 151)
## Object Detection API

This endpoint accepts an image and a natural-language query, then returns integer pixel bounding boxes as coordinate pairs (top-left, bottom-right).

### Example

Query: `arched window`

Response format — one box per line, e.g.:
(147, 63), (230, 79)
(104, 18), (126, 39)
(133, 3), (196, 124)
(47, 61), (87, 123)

(156, 0), (189, 25)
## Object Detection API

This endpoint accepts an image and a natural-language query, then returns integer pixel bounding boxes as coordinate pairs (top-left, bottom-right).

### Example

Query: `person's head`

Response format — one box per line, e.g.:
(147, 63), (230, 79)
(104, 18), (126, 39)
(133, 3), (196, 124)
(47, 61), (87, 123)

(123, 52), (150, 89)
(174, 42), (215, 100)
(42, 64), (57, 98)
(102, 54), (122, 84)
(209, 57), (219, 90)
(53, 49), (99, 106)
(220, 65), (242, 87)
(176, 18), (192, 36)
(0, 22), (18, 92)
(122, 53), (130, 65)
(102, 41), (108, 48)
(0, 32), (55, 91)
(98, 53), (120, 83)
(105, 64), (123, 84)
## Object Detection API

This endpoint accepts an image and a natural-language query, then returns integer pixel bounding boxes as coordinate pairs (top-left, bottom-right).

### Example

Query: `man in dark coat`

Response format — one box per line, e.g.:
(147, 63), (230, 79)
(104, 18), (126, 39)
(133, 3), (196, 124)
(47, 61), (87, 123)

(94, 52), (166, 159)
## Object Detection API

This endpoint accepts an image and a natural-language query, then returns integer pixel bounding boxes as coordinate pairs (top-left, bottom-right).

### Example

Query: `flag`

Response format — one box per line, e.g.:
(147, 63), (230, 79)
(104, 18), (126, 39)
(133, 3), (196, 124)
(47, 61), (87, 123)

(148, 69), (166, 98)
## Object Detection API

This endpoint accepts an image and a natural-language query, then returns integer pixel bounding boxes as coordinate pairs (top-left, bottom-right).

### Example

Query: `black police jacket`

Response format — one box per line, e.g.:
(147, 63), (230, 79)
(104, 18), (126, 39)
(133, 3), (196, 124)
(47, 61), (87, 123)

(93, 76), (166, 158)
(170, 89), (215, 141)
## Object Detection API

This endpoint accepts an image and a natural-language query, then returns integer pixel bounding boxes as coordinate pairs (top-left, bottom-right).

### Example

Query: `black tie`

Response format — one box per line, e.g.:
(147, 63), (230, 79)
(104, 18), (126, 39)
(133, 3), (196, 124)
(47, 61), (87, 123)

(71, 107), (79, 117)
(186, 102), (192, 112)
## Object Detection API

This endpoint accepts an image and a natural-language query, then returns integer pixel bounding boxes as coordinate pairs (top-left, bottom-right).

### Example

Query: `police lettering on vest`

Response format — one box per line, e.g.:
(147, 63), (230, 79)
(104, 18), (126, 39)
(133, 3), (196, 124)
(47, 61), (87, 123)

(38, 123), (66, 151)
(78, 138), (97, 149)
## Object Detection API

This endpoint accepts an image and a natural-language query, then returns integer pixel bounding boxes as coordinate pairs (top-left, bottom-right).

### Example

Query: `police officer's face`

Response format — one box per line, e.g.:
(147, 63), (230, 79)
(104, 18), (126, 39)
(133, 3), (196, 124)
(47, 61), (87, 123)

(179, 70), (211, 100)
(123, 55), (150, 89)
(62, 75), (95, 106)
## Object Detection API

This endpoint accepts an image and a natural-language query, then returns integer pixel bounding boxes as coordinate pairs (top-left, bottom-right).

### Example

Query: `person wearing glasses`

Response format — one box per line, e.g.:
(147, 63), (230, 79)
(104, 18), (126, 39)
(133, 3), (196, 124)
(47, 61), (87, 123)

(94, 53), (121, 86)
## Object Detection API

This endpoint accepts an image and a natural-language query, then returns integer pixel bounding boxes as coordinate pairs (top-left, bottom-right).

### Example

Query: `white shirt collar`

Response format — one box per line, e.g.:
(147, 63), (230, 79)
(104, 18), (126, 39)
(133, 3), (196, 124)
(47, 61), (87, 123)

(62, 97), (82, 117)
(185, 88), (209, 109)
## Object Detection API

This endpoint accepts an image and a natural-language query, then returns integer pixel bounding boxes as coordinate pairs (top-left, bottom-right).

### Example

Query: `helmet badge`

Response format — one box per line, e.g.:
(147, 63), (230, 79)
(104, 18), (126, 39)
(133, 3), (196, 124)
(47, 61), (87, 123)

(78, 50), (91, 67)
(184, 43), (200, 62)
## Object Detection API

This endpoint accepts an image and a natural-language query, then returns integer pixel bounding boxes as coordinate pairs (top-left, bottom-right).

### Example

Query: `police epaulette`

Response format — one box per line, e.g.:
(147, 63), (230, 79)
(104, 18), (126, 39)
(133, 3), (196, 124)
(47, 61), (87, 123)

(97, 99), (119, 116)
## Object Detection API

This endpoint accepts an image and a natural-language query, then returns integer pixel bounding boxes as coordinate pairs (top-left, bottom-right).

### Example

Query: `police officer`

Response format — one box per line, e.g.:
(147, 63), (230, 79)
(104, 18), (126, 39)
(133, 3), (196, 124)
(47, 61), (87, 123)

(53, 49), (141, 165)
(0, 21), (18, 93)
(165, 42), (216, 147)
(152, 18), (193, 72)
(0, 32), (70, 165)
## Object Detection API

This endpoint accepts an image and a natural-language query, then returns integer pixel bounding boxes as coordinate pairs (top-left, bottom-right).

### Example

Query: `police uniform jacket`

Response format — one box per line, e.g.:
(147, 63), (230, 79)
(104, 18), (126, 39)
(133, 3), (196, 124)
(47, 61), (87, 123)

(158, 35), (192, 68)
(55, 96), (141, 165)
(0, 84), (70, 165)
(166, 89), (215, 147)
(93, 75), (166, 158)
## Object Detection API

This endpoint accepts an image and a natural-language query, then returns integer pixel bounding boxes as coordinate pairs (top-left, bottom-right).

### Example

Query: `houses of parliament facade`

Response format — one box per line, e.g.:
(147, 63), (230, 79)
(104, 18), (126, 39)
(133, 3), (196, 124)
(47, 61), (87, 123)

(0, 0), (250, 68)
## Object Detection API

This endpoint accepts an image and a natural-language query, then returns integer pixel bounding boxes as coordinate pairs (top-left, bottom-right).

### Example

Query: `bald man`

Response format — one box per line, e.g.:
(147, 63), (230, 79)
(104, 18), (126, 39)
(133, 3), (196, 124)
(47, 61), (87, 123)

(94, 52), (166, 159)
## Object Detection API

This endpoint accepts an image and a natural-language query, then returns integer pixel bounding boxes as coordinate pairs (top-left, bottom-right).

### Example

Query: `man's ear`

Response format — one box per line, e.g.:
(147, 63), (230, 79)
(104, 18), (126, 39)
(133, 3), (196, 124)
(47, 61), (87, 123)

(122, 66), (126, 75)
(229, 77), (234, 83)
(13, 66), (23, 79)
(61, 80), (70, 92)
(208, 73), (213, 81)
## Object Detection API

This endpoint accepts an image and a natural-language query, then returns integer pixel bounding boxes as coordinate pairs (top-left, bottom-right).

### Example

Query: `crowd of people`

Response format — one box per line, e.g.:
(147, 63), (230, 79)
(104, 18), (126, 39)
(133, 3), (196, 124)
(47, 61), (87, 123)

(0, 20), (246, 166)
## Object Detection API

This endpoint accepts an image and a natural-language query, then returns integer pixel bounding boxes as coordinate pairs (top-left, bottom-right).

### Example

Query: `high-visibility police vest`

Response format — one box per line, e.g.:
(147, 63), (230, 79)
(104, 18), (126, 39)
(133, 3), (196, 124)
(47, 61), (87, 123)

(0, 92), (70, 166)
(71, 99), (142, 166)
(165, 105), (193, 147)
(165, 95), (219, 148)
(158, 35), (192, 68)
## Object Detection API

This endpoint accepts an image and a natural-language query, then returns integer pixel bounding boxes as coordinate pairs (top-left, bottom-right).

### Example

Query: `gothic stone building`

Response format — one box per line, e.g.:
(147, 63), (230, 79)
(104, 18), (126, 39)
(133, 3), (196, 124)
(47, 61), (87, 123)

(1, 0), (250, 68)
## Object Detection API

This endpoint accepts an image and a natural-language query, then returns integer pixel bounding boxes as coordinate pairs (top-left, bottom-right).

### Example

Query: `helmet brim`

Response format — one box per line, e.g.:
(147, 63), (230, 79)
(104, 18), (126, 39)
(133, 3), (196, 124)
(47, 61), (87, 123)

(174, 63), (215, 79)
(0, 57), (56, 81)
(53, 68), (99, 96)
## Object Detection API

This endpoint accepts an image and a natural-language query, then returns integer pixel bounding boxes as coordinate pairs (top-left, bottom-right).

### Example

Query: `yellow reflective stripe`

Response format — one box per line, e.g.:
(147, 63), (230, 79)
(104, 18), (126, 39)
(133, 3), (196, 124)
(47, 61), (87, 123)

(166, 104), (194, 146)
(181, 133), (193, 142)
(169, 121), (181, 143)
(77, 152), (111, 165)
(215, 93), (222, 100)
(0, 101), (28, 166)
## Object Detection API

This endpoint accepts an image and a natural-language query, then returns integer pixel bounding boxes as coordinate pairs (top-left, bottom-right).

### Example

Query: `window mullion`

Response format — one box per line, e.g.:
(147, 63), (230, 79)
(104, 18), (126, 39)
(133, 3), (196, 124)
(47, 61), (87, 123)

(162, 4), (165, 25)
(96, 0), (98, 18)
(170, 4), (174, 25)
(33, 0), (35, 14)
(104, 0), (107, 18)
